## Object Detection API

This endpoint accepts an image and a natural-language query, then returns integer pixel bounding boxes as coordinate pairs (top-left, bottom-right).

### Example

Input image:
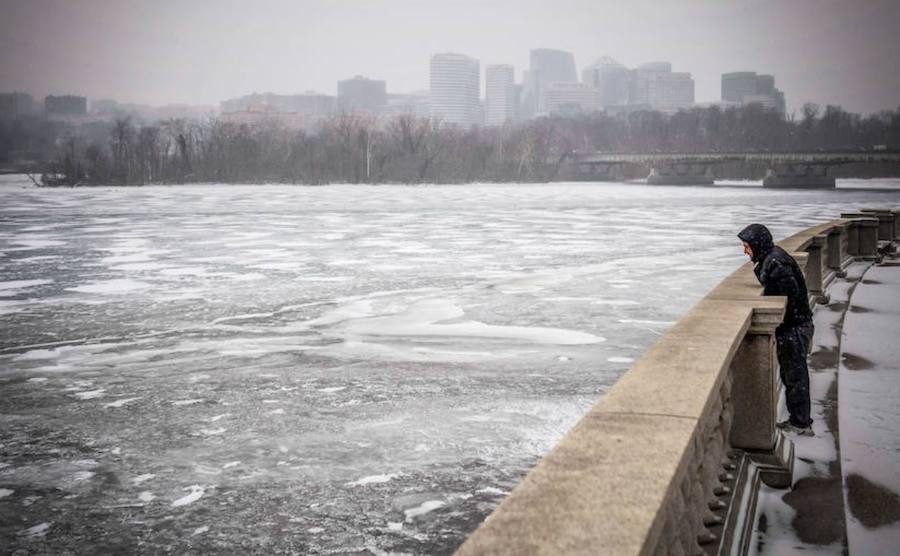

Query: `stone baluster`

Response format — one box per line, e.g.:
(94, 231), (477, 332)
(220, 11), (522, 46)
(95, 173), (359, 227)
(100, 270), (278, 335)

(826, 222), (849, 277)
(892, 209), (900, 241)
(804, 236), (827, 304)
(860, 208), (894, 241)
(858, 219), (880, 258)
(841, 214), (880, 258)
(729, 306), (781, 451)
(728, 305), (794, 489)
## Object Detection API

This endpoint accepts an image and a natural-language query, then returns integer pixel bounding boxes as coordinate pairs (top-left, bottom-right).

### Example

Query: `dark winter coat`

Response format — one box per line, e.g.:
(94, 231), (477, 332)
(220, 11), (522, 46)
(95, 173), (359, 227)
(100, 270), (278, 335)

(738, 224), (813, 328)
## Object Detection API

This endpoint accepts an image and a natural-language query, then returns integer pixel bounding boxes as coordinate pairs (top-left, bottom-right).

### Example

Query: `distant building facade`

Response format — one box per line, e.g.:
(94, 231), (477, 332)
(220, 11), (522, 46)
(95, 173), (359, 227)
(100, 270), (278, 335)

(581, 57), (630, 108)
(524, 48), (578, 117)
(220, 92), (335, 117)
(543, 82), (598, 115)
(722, 71), (786, 115)
(0, 92), (35, 119)
(382, 92), (431, 119)
(90, 98), (122, 116)
(721, 72), (758, 103)
(629, 62), (694, 113)
(430, 53), (480, 127)
(337, 75), (387, 115)
(89, 98), (212, 121)
(45, 95), (87, 116)
(219, 106), (309, 130)
(485, 64), (517, 127)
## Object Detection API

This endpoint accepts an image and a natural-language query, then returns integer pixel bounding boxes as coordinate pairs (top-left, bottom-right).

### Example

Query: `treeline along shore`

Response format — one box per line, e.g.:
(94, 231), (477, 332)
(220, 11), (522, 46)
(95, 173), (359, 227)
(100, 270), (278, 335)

(3, 103), (900, 186)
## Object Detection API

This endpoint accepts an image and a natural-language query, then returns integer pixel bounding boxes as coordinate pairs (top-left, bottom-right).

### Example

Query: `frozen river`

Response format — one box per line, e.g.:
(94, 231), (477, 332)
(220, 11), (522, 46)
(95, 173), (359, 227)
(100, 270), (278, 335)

(2, 176), (899, 554)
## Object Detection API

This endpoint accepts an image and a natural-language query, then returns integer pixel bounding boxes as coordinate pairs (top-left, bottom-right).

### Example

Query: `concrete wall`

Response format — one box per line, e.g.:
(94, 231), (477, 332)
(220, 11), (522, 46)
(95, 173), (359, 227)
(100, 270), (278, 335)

(456, 212), (894, 556)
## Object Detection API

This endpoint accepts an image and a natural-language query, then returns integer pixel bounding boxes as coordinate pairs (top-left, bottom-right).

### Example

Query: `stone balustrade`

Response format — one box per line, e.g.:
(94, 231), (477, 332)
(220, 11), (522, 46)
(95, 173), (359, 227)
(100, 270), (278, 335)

(456, 210), (896, 556)
(840, 213), (881, 258)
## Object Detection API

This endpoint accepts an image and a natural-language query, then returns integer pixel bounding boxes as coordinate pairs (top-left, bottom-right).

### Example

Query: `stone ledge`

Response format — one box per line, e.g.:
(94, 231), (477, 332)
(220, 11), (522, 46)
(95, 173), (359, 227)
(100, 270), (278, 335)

(455, 413), (699, 556)
(594, 300), (751, 420)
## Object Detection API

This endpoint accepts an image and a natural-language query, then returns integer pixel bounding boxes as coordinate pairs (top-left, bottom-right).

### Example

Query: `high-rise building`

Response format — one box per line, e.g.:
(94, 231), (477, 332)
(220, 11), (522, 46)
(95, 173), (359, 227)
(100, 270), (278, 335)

(485, 64), (517, 127)
(581, 57), (630, 108)
(722, 71), (786, 115)
(337, 75), (387, 115)
(721, 72), (758, 104)
(630, 62), (694, 113)
(0, 92), (35, 119)
(523, 49), (578, 117)
(543, 82), (599, 115)
(430, 53), (480, 127)
(45, 95), (87, 116)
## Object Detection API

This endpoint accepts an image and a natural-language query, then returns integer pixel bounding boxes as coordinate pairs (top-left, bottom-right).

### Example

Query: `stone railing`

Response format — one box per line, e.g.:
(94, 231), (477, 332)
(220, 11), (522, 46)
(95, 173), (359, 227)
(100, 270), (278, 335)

(456, 209), (898, 556)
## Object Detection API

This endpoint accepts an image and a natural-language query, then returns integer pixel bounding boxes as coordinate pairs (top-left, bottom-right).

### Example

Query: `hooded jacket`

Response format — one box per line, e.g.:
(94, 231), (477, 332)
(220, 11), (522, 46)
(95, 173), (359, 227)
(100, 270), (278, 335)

(738, 224), (813, 328)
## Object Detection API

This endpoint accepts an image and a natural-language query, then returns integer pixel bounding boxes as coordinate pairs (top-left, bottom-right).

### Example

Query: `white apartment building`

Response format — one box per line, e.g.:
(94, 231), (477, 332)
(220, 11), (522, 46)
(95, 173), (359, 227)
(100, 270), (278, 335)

(430, 53), (480, 127)
(485, 64), (517, 127)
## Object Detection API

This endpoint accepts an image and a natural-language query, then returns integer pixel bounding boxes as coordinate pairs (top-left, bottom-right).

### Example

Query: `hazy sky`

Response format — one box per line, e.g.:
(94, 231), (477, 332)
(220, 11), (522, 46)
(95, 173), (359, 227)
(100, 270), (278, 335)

(2, 0), (899, 115)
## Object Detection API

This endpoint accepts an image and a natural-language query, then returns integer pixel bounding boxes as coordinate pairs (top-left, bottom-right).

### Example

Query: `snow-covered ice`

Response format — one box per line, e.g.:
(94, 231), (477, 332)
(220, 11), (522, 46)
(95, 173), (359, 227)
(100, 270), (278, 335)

(19, 522), (51, 538)
(347, 473), (403, 487)
(138, 491), (155, 502)
(405, 500), (446, 521)
(72, 389), (106, 400)
(171, 485), (205, 507)
(103, 397), (141, 408)
(68, 279), (151, 294)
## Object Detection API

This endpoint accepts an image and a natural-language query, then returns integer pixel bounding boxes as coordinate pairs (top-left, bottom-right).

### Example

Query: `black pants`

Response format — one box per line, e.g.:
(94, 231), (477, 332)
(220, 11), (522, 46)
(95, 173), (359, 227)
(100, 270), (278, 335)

(776, 321), (814, 427)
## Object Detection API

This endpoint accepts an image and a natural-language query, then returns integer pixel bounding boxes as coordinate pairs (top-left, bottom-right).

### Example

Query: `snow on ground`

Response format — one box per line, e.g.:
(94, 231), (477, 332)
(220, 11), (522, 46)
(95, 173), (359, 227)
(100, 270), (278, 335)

(752, 254), (900, 555)
(839, 258), (900, 554)
(1, 176), (899, 553)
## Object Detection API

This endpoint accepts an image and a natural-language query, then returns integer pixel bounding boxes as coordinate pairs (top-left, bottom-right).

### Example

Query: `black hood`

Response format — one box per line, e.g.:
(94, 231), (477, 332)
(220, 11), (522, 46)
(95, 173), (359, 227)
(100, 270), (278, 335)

(738, 223), (774, 263)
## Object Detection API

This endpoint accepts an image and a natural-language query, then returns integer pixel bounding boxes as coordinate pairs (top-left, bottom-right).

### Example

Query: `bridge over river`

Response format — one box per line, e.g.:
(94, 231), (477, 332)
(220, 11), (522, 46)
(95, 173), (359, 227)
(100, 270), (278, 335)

(570, 151), (900, 188)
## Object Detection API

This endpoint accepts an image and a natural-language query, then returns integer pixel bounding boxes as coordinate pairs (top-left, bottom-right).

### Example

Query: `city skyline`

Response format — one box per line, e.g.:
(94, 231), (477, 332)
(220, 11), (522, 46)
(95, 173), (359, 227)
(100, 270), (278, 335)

(1, 0), (899, 115)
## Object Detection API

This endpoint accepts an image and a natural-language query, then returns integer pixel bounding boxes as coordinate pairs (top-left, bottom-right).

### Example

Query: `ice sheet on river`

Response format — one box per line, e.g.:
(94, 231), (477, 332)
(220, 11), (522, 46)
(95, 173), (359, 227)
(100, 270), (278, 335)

(2, 176), (899, 554)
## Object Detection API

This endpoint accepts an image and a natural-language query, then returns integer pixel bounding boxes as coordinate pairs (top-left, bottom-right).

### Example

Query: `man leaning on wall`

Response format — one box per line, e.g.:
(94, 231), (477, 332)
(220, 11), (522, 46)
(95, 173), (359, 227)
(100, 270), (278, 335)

(739, 223), (815, 436)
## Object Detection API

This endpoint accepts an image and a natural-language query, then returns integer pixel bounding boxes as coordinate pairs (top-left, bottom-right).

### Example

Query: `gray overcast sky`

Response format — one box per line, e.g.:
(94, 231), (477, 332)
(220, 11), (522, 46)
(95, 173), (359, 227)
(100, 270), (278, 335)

(2, 0), (899, 115)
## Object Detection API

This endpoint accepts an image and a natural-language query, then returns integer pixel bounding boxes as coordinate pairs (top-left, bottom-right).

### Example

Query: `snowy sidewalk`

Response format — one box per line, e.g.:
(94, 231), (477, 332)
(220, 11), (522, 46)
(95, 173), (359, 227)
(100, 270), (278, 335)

(839, 256), (900, 553)
(751, 253), (900, 555)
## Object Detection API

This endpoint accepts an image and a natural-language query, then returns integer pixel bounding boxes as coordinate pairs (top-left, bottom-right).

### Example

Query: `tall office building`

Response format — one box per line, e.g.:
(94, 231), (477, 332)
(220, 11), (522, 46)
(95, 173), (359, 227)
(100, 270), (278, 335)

(430, 53), (480, 127)
(722, 71), (785, 115)
(523, 49), (578, 117)
(721, 72), (758, 103)
(485, 64), (517, 127)
(337, 75), (387, 114)
(0, 92), (35, 118)
(581, 57), (630, 108)
(630, 62), (694, 113)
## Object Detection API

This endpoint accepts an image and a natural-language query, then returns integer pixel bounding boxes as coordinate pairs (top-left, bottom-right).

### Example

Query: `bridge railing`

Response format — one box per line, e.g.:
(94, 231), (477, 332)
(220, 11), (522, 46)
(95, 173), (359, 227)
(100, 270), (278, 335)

(456, 211), (896, 556)
(569, 151), (900, 187)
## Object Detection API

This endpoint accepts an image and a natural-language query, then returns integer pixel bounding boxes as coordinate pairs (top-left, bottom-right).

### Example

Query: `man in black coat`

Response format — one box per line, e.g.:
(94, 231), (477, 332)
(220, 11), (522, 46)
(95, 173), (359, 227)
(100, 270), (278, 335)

(738, 223), (815, 436)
